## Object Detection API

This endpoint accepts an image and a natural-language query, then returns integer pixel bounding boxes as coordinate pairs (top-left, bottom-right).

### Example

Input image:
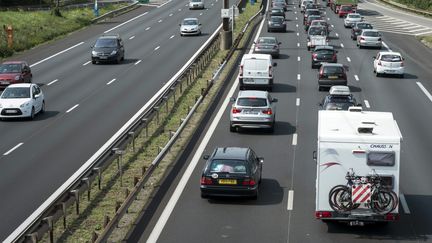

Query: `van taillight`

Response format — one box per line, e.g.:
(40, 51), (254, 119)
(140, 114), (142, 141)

(378, 38), (382, 41)
(262, 108), (273, 115)
(315, 211), (332, 218)
(269, 66), (273, 77)
(232, 107), (242, 114)
(239, 65), (243, 77)
(200, 176), (213, 185)
(242, 179), (256, 186)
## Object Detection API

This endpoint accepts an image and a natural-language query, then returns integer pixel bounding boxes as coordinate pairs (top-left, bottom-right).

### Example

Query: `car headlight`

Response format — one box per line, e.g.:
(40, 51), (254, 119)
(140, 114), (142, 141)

(92, 51), (98, 55)
(111, 50), (118, 55)
(20, 102), (30, 108)
(15, 75), (20, 81)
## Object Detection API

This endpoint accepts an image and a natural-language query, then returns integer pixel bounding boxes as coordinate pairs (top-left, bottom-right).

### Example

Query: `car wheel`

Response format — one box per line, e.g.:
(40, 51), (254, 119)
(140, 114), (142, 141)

(230, 124), (236, 132)
(318, 86), (323, 91)
(251, 189), (258, 200)
(29, 107), (35, 120)
(359, 45), (363, 49)
(399, 74), (404, 78)
(40, 101), (45, 114)
(376, 72), (381, 77)
(201, 192), (208, 199)
(268, 123), (275, 133)
(92, 60), (96, 64)
(307, 46), (310, 51)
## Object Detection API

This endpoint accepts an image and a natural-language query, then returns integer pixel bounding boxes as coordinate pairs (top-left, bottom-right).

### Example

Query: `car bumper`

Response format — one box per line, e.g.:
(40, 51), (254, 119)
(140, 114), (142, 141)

(181, 30), (200, 35)
(359, 41), (382, 47)
(318, 79), (347, 87)
(0, 107), (31, 118)
(189, 4), (204, 9)
(239, 78), (273, 90)
(376, 66), (404, 75)
(201, 185), (258, 197)
(92, 54), (120, 62)
(268, 25), (286, 32)
(254, 48), (279, 56)
(231, 120), (274, 129)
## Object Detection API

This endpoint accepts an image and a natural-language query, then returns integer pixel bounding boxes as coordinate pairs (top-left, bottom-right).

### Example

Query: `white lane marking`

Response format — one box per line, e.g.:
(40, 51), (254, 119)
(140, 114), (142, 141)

(295, 17), (298, 20)
(347, 57), (351, 62)
(134, 60), (142, 65)
(287, 190), (294, 210)
(399, 193), (411, 214)
(331, 24), (334, 28)
(327, 17), (330, 21)
(82, 61), (91, 66)
(158, 19), (163, 23)
(296, 98), (300, 106)
(294, 6), (296, 9)
(340, 43), (344, 48)
(66, 104), (79, 113)
(3, 143), (24, 156)
(211, 3), (214, 5)
(292, 134), (298, 145)
(157, 0), (172, 8)
(104, 12), (148, 33)
(297, 43), (300, 47)
(415, 30), (432, 36)
(107, 78), (116, 85)
(354, 75), (359, 81)
(336, 33), (339, 37)
(294, 11), (297, 14)
(155, 46), (160, 51)
(364, 100), (370, 108)
(416, 82), (432, 103)
(178, 8), (182, 11)
(170, 35), (175, 39)
(407, 27), (430, 32)
(296, 24), (298, 28)
(169, 13), (173, 16)
(297, 56), (300, 62)
(382, 41), (391, 51)
(200, 13), (203, 16)
(297, 32), (299, 36)
(30, 42), (84, 67)
(129, 36), (135, 40)
(47, 79), (58, 86)
(146, 27), (151, 31)
(185, 4), (188, 6)
(297, 74), (301, 80)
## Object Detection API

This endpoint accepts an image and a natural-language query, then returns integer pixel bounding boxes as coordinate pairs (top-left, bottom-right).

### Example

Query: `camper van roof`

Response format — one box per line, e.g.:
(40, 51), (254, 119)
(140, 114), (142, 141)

(318, 110), (402, 143)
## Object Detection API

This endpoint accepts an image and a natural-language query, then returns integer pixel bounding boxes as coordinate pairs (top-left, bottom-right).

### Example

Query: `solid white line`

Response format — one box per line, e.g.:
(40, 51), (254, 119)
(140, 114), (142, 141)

(340, 43), (344, 48)
(415, 30), (432, 36)
(347, 57), (351, 62)
(296, 98), (300, 106)
(382, 41), (391, 51)
(158, 19), (163, 23)
(354, 75), (359, 81)
(134, 60), (142, 65)
(82, 61), (91, 66)
(292, 134), (297, 145)
(297, 43), (300, 47)
(47, 79), (58, 86)
(146, 27), (151, 31)
(399, 193), (411, 214)
(297, 56), (300, 62)
(287, 190), (294, 210)
(297, 74), (301, 80)
(3, 143), (24, 156)
(364, 100), (370, 108)
(170, 35), (175, 39)
(416, 82), (432, 103)
(107, 78), (116, 85)
(155, 46), (160, 51)
(104, 12), (148, 33)
(66, 104), (79, 113)
(30, 42), (84, 67)
(157, 0), (172, 8)
(129, 36), (135, 40)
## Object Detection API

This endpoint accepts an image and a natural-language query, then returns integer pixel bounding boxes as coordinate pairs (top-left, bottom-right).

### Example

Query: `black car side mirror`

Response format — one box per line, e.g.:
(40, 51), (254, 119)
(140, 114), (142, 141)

(272, 98), (278, 103)
(203, 155), (209, 160)
(273, 62), (277, 67)
(278, 42), (282, 45)
(372, 56), (376, 59)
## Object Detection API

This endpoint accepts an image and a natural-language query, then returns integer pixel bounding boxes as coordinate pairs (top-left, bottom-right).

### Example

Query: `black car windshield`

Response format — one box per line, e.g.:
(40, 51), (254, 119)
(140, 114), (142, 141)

(1, 87), (30, 99)
(357, 23), (373, 29)
(209, 160), (248, 174)
(257, 38), (277, 45)
(381, 55), (402, 62)
(308, 10), (320, 15)
(363, 31), (380, 37)
(271, 17), (284, 23)
(183, 19), (198, 25)
(316, 49), (334, 55)
(237, 97), (268, 107)
(95, 38), (117, 48)
(0, 64), (21, 73)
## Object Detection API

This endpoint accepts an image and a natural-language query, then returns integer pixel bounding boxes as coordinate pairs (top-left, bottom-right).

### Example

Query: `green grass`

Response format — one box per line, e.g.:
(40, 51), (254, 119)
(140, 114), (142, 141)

(417, 35), (432, 48)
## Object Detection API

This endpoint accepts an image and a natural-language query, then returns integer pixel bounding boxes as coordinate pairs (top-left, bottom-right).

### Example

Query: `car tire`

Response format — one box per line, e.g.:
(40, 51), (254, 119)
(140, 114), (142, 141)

(318, 86), (323, 91)
(376, 72), (381, 77)
(359, 45), (363, 49)
(230, 125), (236, 132)
(399, 74), (404, 78)
(307, 46), (310, 51)
(251, 189), (258, 200)
(29, 107), (35, 120)
(268, 124), (275, 133)
(201, 192), (208, 199)
(40, 101), (45, 114)
(92, 60), (96, 64)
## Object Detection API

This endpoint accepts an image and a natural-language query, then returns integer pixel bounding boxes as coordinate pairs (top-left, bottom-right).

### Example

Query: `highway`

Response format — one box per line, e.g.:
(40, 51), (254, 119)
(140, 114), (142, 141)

(132, 0), (432, 242)
(0, 0), (235, 240)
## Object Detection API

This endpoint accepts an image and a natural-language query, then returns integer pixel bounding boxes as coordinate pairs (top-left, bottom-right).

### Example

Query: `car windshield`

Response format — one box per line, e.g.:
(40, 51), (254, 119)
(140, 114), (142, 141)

(271, 17), (284, 23)
(183, 19), (198, 25)
(309, 27), (326, 35)
(308, 16), (321, 22)
(209, 159), (248, 174)
(357, 23), (372, 29)
(323, 66), (344, 74)
(95, 38), (117, 48)
(0, 64), (21, 73)
(316, 49), (334, 55)
(349, 14), (361, 18)
(237, 97), (268, 107)
(381, 54), (402, 62)
(257, 38), (277, 44)
(312, 21), (326, 26)
(1, 87), (30, 99)
(363, 31), (380, 37)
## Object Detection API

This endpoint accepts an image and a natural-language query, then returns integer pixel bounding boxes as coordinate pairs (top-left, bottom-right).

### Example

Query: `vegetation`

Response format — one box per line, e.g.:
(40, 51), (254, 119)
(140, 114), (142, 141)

(417, 35), (432, 48)
(391, 0), (432, 11)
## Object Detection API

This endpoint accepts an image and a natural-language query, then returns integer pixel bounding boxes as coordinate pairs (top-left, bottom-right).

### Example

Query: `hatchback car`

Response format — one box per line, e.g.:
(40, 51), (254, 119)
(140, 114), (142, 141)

(180, 18), (202, 36)
(272, 0), (287, 11)
(0, 61), (32, 89)
(320, 85), (358, 110)
(0, 83), (45, 120)
(338, 5), (354, 18)
(351, 22), (373, 40)
(269, 7), (285, 17)
(200, 147), (263, 199)
(305, 15), (323, 31)
(357, 29), (382, 49)
(91, 34), (125, 64)
(373, 51), (405, 77)
(267, 16), (286, 32)
(310, 19), (330, 33)
(230, 90), (277, 132)
(189, 0), (204, 9)
(254, 37), (281, 58)
(318, 63), (348, 90)
(311, 45), (338, 68)
(344, 13), (363, 28)
(303, 9), (321, 24)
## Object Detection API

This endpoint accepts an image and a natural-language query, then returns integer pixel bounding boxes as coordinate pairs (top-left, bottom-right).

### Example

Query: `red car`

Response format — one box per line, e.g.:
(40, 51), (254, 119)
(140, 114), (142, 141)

(0, 61), (32, 89)
(338, 5), (355, 18)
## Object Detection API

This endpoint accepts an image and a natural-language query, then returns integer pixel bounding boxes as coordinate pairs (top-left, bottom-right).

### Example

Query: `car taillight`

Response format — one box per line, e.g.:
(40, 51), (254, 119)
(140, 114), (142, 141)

(262, 108), (273, 115)
(385, 213), (399, 221)
(315, 211), (332, 219)
(232, 107), (242, 114)
(242, 179), (256, 186)
(269, 66), (273, 77)
(239, 65), (243, 76)
(312, 53), (318, 60)
(332, 54), (337, 61)
(400, 61), (404, 67)
(200, 176), (213, 185)
(273, 45), (278, 49)
(319, 68), (324, 77)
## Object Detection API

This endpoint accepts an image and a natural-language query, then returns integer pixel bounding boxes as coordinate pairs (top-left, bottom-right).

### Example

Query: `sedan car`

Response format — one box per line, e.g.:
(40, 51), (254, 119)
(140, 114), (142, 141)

(311, 45), (338, 68)
(200, 147), (263, 199)
(318, 63), (348, 90)
(189, 0), (204, 9)
(351, 22), (373, 40)
(254, 37), (281, 58)
(0, 61), (32, 89)
(357, 29), (382, 49)
(91, 34), (125, 64)
(0, 83), (45, 120)
(344, 13), (363, 28)
(267, 16), (286, 32)
(180, 18), (202, 36)
(269, 7), (285, 17)
(320, 86), (358, 110)
(373, 51), (405, 78)
(272, 0), (287, 11)
(230, 90), (277, 132)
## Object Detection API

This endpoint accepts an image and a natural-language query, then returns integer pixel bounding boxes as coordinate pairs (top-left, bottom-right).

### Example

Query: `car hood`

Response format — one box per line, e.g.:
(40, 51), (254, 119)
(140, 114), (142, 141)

(0, 98), (31, 108)
(93, 47), (117, 53)
(0, 73), (20, 80)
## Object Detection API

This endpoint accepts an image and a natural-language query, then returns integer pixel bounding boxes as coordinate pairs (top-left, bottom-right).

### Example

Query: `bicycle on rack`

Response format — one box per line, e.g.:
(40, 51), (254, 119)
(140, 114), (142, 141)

(328, 168), (398, 214)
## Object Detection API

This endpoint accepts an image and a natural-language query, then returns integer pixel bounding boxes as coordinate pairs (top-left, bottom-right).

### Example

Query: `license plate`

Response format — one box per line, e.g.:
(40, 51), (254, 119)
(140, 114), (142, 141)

(386, 70), (395, 73)
(218, 179), (237, 185)
(5, 110), (17, 114)
(100, 56), (108, 59)
(328, 75), (338, 79)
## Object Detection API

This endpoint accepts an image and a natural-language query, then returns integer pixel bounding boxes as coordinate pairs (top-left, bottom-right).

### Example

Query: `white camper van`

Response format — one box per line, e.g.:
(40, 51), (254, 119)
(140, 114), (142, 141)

(315, 109), (402, 225)
(239, 54), (276, 91)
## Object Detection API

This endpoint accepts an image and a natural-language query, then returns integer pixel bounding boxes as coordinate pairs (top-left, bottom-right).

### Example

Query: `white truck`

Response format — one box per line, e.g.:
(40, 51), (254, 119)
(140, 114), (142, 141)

(314, 109), (402, 225)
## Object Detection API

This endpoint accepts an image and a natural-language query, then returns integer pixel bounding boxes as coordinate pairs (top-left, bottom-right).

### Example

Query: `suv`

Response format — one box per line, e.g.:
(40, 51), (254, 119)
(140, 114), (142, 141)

(311, 45), (338, 68)
(318, 63), (348, 90)
(320, 85), (358, 110)
(230, 90), (277, 132)
(0, 61), (32, 89)
(91, 34), (125, 64)
(200, 147), (263, 199)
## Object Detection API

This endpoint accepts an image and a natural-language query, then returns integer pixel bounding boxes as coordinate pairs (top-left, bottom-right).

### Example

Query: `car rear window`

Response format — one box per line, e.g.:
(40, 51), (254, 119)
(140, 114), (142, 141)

(209, 160), (248, 174)
(271, 16), (284, 23)
(357, 23), (372, 29)
(323, 66), (344, 74)
(364, 31), (380, 37)
(309, 27), (327, 35)
(341, 6), (352, 11)
(237, 97), (268, 107)
(257, 38), (277, 44)
(316, 49), (334, 55)
(381, 55), (402, 62)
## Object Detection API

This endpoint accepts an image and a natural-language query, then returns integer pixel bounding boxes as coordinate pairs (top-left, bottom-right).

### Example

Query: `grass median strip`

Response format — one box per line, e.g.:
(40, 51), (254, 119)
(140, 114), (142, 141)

(417, 35), (432, 49)
(46, 2), (262, 242)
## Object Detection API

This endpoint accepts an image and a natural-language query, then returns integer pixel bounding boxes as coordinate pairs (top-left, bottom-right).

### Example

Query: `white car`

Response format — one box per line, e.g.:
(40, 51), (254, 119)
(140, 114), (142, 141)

(189, 0), (204, 9)
(179, 18), (202, 36)
(0, 83), (45, 120)
(300, 0), (313, 12)
(344, 13), (363, 28)
(373, 51), (405, 78)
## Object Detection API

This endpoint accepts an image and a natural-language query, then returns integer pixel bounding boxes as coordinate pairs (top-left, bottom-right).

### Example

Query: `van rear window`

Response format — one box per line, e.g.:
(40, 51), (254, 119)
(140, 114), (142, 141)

(244, 59), (268, 70)
(367, 152), (395, 166)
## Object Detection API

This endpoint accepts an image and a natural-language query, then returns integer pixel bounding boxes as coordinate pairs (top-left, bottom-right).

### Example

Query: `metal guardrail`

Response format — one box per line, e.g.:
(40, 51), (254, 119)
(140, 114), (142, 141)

(91, 1), (140, 23)
(377, 0), (432, 18)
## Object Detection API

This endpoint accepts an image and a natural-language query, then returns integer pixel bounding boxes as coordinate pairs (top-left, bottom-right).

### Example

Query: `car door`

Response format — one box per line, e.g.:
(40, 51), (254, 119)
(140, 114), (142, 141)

(32, 85), (42, 112)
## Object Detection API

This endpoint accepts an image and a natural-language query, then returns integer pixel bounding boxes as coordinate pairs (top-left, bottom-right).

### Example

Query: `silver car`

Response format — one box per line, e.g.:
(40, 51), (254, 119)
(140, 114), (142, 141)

(180, 18), (202, 36)
(253, 37), (281, 58)
(230, 90), (277, 132)
(357, 29), (382, 49)
(189, 0), (204, 9)
(344, 13), (363, 28)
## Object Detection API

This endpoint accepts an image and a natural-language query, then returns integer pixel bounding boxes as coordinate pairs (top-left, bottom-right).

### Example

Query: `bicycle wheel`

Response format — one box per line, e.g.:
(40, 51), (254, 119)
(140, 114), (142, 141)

(329, 186), (354, 212)
(371, 190), (396, 214)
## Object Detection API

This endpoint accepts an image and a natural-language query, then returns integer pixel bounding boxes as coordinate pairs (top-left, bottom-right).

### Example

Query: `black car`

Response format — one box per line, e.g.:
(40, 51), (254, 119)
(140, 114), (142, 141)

(200, 147), (263, 199)
(267, 16), (286, 32)
(311, 45), (338, 68)
(351, 22), (373, 40)
(91, 34), (125, 64)
(320, 86), (358, 110)
(303, 9), (321, 24)
(269, 7), (285, 17)
(318, 63), (347, 91)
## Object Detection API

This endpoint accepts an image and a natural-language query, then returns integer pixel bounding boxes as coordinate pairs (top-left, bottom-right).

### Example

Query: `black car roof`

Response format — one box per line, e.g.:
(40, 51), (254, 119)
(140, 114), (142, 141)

(212, 147), (250, 160)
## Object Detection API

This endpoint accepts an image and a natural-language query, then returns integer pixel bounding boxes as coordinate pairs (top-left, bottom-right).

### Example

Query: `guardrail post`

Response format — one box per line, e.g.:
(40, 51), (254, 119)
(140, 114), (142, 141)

(170, 87), (176, 102)
(62, 202), (67, 229)
(82, 177), (91, 201)
(154, 107), (160, 124)
(93, 167), (102, 190)
(128, 131), (136, 152)
(25, 232), (38, 243)
(115, 149), (125, 187)
(134, 176), (139, 186)
(142, 118), (148, 137)
(125, 188), (130, 213)
(142, 166), (147, 176)
(71, 189), (80, 214)
(103, 215), (110, 228)
(163, 96), (169, 113)
(43, 216), (54, 243)
(91, 231), (98, 242)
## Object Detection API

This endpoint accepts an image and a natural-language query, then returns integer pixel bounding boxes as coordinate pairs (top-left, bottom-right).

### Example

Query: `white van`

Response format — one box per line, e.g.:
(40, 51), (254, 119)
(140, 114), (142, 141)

(239, 54), (276, 91)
